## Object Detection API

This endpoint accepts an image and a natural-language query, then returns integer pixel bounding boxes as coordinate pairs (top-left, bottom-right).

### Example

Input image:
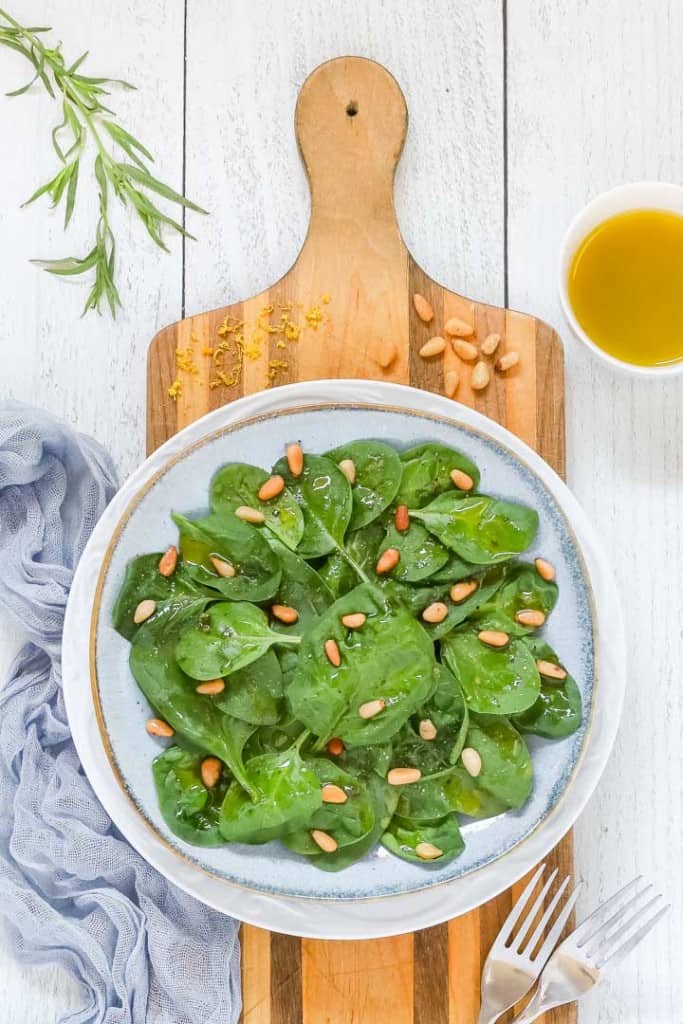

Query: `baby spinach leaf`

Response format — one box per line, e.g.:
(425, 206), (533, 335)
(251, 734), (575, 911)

(318, 522), (384, 599)
(326, 440), (402, 530)
(473, 563), (558, 635)
(337, 741), (393, 779)
(411, 494), (539, 565)
(112, 553), (215, 643)
(395, 766), (506, 821)
(512, 638), (582, 739)
(282, 760), (375, 855)
(212, 650), (283, 725)
(464, 714), (534, 809)
(210, 462), (304, 550)
(307, 773), (398, 872)
(130, 642), (256, 796)
(427, 552), (478, 585)
(378, 521), (449, 582)
(382, 813), (465, 865)
(288, 584), (438, 747)
(396, 442), (480, 508)
(272, 453), (352, 558)
(441, 630), (541, 715)
(388, 665), (468, 779)
(153, 745), (228, 847)
(218, 745), (322, 844)
(174, 602), (299, 681)
(243, 716), (307, 760)
(173, 511), (281, 602)
(267, 537), (334, 631)
(422, 565), (508, 642)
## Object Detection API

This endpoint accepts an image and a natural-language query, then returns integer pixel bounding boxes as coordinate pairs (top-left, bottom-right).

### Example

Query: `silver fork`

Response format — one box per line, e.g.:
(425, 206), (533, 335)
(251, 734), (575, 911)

(478, 863), (581, 1024)
(509, 876), (669, 1023)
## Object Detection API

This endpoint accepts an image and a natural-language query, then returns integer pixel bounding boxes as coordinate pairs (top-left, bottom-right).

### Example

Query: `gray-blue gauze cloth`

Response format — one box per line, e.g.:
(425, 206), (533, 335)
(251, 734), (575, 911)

(0, 401), (241, 1024)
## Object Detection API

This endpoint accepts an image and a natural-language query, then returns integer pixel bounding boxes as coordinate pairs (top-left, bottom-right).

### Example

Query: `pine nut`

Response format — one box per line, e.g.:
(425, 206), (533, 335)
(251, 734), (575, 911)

(416, 841), (444, 860)
(536, 659), (567, 681)
(461, 747), (482, 777)
(471, 361), (491, 391)
(359, 699), (386, 720)
(444, 316), (474, 337)
(324, 638), (341, 667)
(444, 369), (460, 398)
(272, 604), (299, 625)
(326, 737), (345, 756)
(450, 468), (474, 491)
(376, 338), (397, 368)
(338, 458), (356, 484)
(478, 629), (509, 648)
(133, 599), (156, 624)
(200, 756), (222, 788)
(158, 546), (178, 577)
(321, 783), (348, 804)
(450, 580), (478, 603)
(311, 829), (338, 853)
(413, 293), (434, 323)
(480, 332), (501, 356)
(452, 338), (478, 361)
(496, 351), (520, 373)
(376, 547), (400, 574)
(286, 442), (304, 477)
(394, 504), (410, 532)
(341, 613), (367, 629)
(258, 474), (285, 501)
(387, 767), (422, 786)
(210, 555), (236, 578)
(419, 718), (437, 741)
(515, 609), (546, 627)
(146, 718), (174, 738)
(422, 602), (448, 624)
(236, 505), (266, 524)
(195, 679), (225, 695)
(235, 505), (265, 524)
(535, 557), (555, 582)
(419, 336), (446, 358)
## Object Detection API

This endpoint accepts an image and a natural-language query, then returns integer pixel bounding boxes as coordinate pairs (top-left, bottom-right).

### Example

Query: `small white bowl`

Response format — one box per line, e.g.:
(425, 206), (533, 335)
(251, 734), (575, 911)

(558, 181), (683, 377)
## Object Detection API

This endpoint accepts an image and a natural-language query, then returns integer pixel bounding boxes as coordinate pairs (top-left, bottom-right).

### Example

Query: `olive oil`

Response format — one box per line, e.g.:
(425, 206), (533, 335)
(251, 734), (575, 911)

(568, 209), (683, 367)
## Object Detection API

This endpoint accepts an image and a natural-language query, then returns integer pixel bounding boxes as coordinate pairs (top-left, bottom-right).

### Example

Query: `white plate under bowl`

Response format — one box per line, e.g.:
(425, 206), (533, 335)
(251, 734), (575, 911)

(63, 380), (624, 938)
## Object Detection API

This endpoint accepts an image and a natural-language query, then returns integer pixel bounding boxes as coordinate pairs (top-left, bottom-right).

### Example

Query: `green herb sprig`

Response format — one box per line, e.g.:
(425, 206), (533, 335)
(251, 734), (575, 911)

(0, 7), (206, 315)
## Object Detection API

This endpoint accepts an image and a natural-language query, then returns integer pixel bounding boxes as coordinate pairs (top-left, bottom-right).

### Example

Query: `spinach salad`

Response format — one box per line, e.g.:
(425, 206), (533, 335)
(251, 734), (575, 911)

(113, 439), (582, 870)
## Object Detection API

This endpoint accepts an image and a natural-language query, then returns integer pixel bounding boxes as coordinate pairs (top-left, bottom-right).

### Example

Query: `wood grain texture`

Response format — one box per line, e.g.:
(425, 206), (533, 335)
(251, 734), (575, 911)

(148, 55), (573, 1024)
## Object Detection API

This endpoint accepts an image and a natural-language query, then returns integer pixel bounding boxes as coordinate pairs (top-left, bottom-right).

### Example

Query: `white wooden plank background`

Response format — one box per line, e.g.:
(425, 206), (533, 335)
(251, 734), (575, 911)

(1, 1), (680, 1021)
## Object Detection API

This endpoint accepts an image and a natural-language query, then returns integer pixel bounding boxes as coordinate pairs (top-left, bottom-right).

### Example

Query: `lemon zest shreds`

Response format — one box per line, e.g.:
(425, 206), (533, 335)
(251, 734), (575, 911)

(321, 293), (331, 304)
(175, 347), (199, 374)
(305, 306), (323, 329)
(168, 378), (182, 400)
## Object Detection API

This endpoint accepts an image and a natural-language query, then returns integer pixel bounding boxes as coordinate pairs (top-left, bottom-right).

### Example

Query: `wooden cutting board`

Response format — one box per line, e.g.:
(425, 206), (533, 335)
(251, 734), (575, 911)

(147, 56), (574, 1024)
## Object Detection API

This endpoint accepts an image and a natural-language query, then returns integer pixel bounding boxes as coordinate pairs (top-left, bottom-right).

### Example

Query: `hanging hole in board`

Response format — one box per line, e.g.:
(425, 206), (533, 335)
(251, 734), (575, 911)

(346, 101), (358, 117)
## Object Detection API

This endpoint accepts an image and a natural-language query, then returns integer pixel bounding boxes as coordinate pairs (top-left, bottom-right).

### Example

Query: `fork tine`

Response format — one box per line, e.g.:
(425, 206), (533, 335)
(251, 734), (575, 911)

(513, 868), (559, 951)
(572, 875), (643, 944)
(596, 903), (669, 970)
(518, 873), (569, 955)
(494, 863), (547, 947)
(580, 884), (653, 952)
(587, 894), (662, 960)
(531, 881), (583, 963)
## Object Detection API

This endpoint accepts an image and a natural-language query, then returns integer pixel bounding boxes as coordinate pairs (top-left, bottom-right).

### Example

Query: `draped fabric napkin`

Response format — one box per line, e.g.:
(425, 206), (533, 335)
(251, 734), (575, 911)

(0, 401), (241, 1024)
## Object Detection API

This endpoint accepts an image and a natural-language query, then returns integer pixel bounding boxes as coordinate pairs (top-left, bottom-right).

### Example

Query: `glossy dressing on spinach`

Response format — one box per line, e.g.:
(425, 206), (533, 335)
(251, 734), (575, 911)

(112, 439), (583, 869)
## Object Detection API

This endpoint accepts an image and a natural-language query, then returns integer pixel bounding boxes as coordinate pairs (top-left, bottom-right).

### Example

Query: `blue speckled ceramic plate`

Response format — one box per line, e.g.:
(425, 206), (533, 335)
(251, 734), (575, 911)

(63, 382), (624, 937)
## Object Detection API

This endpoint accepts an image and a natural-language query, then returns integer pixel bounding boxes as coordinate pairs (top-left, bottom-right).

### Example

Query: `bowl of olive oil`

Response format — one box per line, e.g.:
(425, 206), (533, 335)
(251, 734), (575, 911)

(559, 182), (683, 375)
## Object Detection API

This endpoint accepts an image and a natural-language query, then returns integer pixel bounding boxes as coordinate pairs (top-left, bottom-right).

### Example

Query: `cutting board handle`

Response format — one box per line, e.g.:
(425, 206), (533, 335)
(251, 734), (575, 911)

(295, 57), (408, 238)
